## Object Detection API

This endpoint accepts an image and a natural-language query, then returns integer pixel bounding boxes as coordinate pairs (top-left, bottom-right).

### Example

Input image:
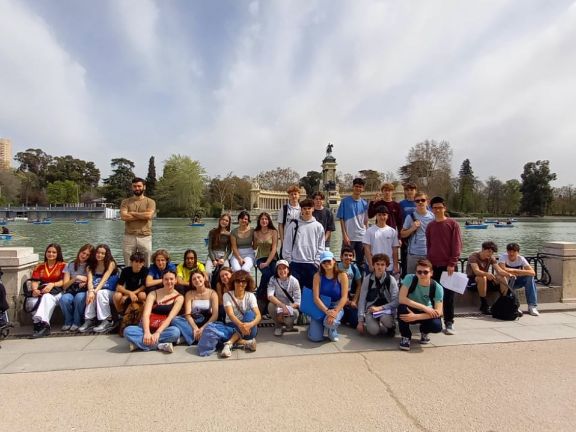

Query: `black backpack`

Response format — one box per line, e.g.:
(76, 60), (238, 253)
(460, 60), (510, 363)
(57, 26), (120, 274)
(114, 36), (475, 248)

(491, 289), (521, 321)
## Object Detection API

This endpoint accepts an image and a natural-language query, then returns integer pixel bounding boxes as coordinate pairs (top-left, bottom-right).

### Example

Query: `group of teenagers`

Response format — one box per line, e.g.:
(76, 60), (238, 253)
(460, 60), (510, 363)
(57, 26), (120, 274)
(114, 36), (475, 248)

(24, 178), (539, 354)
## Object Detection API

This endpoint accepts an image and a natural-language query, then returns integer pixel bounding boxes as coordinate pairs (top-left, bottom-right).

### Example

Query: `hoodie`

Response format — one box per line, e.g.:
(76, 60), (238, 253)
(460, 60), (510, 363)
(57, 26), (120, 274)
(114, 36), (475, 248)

(282, 216), (325, 266)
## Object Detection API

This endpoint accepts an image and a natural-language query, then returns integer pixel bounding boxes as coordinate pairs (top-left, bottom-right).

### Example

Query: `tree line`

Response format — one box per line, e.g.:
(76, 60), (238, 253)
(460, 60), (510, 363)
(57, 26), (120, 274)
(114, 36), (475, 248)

(0, 141), (568, 217)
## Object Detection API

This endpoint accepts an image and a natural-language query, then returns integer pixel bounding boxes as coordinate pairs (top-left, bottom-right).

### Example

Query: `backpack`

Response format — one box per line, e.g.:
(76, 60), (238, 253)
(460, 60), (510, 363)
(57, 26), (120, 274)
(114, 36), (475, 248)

(365, 274), (391, 306)
(408, 276), (438, 306)
(491, 289), (521, 321)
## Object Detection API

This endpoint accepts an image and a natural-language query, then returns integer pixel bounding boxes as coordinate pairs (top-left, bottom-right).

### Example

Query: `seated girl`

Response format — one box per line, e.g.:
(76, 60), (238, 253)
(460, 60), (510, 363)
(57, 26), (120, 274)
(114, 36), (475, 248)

(29, 243), (67, 338)
(229, 211), (255, 272)
(172, 270), (218, 345)
(267, 260), (301, 337)
(253, 212), (278, 309)
(145, 249), (177, 295)
(124, 270), (183, 353)
(197, 270), (261, 358)
(79, 244), (119, 333)
(205, 214), (232, 285)
(59, 244), (93, 332)
(308, 251), (348, 343)
(176, 249), (207, 294)
(215, 266), (233, 322)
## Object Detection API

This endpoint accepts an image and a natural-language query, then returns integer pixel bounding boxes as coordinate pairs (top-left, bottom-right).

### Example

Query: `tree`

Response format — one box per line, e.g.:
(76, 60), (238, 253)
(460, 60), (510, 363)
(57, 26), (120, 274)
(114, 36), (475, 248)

(456, 159), (475, 213)
(520, 160), (557, 216)
(399, 139), (453, 197)
(155, 155), (206, 217)
(46, 180), (78, 204)
(485, 177), (504, 215)
(256, 167), (300, 191)
(501, 180), (522, 215)
(358, 169), (382, 191)
(206, 173), (235, 215)
(14, 148), (53, 187)
(45, 155), (100, 190)
(0, 169), (22, 204)
(551, 185), (576, 216)
(145, 156), (157, 198)
(300, 171), (322, 197)
(103, 158), (136, 206)
(337, 172), (355, 192)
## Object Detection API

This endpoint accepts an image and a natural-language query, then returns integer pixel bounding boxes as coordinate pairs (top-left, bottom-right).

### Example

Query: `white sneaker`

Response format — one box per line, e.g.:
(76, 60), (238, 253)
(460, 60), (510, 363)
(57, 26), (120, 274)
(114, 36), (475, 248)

(69, 324), (79, 332)
(61, 324), (71, 332)
(129, 343), (137, 352)
(274, 327), (283, 337)
(220, 342), (232, 358)
(444, 322), (455, 335)
(244, 339), (257, 352)
(528, 306), (540, 316)
(157, 342), (174, 353)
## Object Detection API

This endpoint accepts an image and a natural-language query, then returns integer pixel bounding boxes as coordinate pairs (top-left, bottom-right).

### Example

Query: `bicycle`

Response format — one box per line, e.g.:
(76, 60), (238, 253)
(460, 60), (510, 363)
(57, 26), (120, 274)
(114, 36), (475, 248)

(526, 253), (552, 286)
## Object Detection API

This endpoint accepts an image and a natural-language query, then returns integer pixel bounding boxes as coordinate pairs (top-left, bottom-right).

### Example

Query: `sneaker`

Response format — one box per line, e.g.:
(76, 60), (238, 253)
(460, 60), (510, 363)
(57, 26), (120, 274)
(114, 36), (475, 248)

(517, 308), (524, 317)
(399, 337), (411, 351)
(328, 329), (339, 342)
(444, 322), (455, 335)
(129, 343), (138, 352)
(93, 319), (115, 333)
(78, 318), (96, 333)
(479, 303), (491, 315)
(420, 333), (431, 344)
(33, 323), (50, 338)
(157, 342), (174, 353)
(69, 324), (79, 332)
(528, 306), (540, 316)
(274, 327), (283, 337)
(220, 342), (232, 358)
(244, 339), (257, 352)
(61, 324), (72, 332)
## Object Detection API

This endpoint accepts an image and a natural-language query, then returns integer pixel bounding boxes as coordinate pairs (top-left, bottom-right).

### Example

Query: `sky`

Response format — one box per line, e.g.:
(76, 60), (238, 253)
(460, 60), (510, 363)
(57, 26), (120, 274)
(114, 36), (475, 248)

(1, 0), (576, 186)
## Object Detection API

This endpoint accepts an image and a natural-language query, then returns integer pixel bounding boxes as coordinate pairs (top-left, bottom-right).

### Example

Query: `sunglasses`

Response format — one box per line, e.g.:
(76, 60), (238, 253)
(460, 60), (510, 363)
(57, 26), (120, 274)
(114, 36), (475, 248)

(416, 270), (430, 275)
(234, 279), (248, 284)
(415, 199), (426, 203)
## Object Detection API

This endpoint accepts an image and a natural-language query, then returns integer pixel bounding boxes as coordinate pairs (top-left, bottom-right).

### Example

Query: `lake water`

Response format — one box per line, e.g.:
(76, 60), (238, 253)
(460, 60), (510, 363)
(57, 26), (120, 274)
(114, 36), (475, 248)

(2, 218), (576, 262)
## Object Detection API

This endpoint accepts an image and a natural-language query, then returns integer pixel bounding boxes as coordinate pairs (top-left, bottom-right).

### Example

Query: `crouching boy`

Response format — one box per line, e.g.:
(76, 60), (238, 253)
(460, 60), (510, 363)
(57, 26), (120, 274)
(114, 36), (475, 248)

(397, 259), (443, 351)
(356, 253), (398, 336)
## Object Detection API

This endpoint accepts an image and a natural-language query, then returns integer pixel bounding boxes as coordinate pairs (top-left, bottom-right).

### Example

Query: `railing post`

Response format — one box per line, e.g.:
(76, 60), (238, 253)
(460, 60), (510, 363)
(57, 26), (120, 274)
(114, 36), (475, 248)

(541, 241), (576, 303)
(0, 247), (39, 324)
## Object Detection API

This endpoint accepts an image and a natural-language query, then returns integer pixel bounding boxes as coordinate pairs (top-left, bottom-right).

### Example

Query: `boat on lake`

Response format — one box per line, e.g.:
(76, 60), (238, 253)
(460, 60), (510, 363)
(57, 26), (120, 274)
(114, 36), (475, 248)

(495, 222), (515, 228)
(0, 234), (12, 240)
(74, 219), (89, 224)
(32, 218), (52, 225)
(464, 219), (488, 229)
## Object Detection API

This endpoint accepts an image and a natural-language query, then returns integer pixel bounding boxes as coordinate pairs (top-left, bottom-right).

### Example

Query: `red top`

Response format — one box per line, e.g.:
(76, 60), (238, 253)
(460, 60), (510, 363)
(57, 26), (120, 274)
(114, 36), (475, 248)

(425, 218), (462, 268)
(32, 262), (67, 283)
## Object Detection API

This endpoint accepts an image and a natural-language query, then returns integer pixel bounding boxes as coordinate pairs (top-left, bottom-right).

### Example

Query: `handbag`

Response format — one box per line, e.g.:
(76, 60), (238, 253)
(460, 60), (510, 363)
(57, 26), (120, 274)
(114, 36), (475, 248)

(300, 287), (331, 321)
(148, 313), (167, 332)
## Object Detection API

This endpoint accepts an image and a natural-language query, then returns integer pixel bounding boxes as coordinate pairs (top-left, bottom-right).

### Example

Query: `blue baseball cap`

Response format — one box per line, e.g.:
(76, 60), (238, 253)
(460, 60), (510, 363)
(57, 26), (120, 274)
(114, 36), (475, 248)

(320, 250), (335, 263)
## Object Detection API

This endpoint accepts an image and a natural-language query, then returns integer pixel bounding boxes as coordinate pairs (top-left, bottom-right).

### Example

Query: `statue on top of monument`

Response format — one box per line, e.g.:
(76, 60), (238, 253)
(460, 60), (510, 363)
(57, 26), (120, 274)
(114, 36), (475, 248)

(326, 143), (333, 155)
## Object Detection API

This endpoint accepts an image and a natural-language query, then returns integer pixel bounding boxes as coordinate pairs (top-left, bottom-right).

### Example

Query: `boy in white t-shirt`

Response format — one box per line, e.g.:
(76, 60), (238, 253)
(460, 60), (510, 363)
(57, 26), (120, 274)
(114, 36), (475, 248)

(498, 242), (539, 316)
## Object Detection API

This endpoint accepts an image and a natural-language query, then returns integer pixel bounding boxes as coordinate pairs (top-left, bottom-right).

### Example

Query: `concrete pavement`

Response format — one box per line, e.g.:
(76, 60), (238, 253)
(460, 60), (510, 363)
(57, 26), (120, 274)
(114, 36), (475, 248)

(1, 310), (576, 431)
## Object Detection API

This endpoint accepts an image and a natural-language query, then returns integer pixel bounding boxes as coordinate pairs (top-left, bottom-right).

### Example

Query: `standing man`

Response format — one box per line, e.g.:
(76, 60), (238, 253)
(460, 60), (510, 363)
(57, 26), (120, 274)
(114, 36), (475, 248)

(400, 192), (434, 274)
(282, 199), (325, 290)
(120, 177), (156, 266)
(312, 191), (336, 249)
(277, 185), (301, 244)
(399, 183), (418, 276)
(363, 206), (400, 275)
(337, 178), (369, 270)
(425, 196), (462, 335)
(368, 182), (402, 232)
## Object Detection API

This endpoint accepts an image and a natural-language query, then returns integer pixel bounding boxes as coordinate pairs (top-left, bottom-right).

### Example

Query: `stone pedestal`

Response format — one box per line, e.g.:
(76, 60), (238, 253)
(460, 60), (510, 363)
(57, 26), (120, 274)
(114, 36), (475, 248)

(541, 242), (576, 303)
(0, 247), (39, 322)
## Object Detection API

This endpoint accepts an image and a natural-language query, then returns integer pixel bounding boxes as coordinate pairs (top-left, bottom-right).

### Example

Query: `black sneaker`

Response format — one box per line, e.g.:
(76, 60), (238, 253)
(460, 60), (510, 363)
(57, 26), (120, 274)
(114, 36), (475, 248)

(33, 323), (50, 338)
(480, 303), (491, 315)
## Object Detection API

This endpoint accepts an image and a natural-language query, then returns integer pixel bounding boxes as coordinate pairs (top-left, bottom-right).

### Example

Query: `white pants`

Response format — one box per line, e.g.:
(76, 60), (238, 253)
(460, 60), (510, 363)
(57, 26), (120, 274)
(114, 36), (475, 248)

(230, 248), (255, 272)
(123, 235), (152, 267)
(32, 293), (62, 324)
(84, 290), (114, 320)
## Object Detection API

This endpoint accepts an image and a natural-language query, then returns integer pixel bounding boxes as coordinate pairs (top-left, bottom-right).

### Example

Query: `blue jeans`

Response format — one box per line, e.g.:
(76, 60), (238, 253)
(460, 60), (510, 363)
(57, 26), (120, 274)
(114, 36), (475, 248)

(397, 304), (442, 339)
(171, 315), (208, 345)
(231, 310), (258, 340)
(289, 262), (318, 291)
(59, 292), (87, 326)
(197, 310), (258, 356)
(513, 276), (538, 306)
(308, 302), (344, 342)
(124, 324), (180, 351)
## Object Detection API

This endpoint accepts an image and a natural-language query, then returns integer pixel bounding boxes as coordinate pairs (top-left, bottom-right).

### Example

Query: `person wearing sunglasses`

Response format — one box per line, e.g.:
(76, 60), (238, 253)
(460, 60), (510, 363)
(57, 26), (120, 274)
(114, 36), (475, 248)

(397, 259), (443, 351)
(401, 193), (434, 275)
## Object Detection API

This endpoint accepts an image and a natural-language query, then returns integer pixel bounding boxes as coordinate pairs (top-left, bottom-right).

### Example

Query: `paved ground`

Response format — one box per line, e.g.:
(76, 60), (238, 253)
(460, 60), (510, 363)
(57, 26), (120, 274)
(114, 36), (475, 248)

(2, 310), (576, 431)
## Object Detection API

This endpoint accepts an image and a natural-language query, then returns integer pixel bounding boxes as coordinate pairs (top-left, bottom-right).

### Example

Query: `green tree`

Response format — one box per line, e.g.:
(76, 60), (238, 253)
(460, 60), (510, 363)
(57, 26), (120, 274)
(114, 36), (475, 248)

(46, 155), (100, 190)
(358, 169), (382, 191)
(299, 171), (322, 197)
(46, 180), (78, 204)
(456, 159), (475, 213)
(145, 156), (157, 198)
(501, 180), (522, 215)
(14, 148), (53, 188)
(156, 155), (206, 217)
(485, 177), (504, 215)
(0, 169), (22, 204)
(256, 167), (300, 191)
(520, 160), (557, 216)
(103, 158), (136, 206)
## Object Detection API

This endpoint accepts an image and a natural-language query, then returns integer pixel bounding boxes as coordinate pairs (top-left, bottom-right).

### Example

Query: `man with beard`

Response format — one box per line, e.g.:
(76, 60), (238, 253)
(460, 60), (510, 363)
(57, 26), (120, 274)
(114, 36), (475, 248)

(120, 177), (156, 266)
